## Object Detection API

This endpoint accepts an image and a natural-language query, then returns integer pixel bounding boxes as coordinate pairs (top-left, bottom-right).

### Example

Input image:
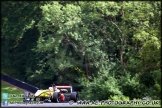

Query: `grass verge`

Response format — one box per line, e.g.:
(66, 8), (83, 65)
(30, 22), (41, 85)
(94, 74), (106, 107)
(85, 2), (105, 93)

(1, 81), (26, 102)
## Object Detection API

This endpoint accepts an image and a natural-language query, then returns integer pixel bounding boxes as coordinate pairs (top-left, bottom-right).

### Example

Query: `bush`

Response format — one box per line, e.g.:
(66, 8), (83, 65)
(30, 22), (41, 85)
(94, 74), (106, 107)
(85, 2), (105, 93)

(118, 72), (144, 99)
(109, 95), (130, 101)
(144, 70), (161, 99)
(78, 70), (123, 100)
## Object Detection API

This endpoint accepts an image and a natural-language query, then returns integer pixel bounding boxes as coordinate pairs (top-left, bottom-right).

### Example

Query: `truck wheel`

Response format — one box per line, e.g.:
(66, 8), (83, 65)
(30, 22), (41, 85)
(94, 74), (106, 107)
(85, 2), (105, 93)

(70, 92), (78, 102)
(53, 92), (60, 103)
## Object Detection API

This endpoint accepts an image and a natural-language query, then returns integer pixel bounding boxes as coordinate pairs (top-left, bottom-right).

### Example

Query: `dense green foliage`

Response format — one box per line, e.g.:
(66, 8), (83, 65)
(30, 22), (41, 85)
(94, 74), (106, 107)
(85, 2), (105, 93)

(1, 1), (161, 100)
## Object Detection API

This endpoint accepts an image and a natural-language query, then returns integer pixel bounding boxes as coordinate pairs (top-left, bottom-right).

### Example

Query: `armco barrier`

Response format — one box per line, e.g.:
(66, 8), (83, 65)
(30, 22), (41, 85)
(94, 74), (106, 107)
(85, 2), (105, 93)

(1, 73), (39, 93)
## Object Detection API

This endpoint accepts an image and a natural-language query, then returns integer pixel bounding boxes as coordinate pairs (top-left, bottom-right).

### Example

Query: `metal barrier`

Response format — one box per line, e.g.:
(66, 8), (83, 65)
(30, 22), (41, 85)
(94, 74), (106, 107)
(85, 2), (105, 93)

(1, 73), (39, 93)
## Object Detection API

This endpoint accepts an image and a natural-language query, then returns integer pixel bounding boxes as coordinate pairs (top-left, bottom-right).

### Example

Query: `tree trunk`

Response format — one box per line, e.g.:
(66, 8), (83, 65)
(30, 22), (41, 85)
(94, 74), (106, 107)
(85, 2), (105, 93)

(120, 36), (125, 75)
(85, 57), (89, 80)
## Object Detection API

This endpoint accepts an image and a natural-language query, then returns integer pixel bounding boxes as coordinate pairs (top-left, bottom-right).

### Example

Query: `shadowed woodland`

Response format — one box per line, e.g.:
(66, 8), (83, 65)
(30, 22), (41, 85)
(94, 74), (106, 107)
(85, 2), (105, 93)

(1, 1), (161, 100)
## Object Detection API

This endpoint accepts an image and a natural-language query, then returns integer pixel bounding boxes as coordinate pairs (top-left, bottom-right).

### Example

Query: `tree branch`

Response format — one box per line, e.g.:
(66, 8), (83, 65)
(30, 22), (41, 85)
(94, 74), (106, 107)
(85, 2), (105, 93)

(111, 20), (122, 34)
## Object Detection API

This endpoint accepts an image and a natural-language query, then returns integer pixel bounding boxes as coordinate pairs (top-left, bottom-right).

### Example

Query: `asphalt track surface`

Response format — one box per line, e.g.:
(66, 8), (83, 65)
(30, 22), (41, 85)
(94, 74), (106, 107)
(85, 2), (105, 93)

(6, 103), (83, 107)
(2, 102), (90, 107)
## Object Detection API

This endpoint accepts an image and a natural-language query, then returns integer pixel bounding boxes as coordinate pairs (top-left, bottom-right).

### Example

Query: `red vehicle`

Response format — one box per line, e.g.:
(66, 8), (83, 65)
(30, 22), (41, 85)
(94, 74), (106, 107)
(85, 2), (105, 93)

(31, 85), (78, 103)
(53, 86), (78, 102)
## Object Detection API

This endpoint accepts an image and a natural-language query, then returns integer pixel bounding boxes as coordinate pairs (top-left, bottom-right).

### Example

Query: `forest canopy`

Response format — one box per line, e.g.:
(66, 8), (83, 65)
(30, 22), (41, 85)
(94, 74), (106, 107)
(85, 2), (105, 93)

(1, 1), (161, 100)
